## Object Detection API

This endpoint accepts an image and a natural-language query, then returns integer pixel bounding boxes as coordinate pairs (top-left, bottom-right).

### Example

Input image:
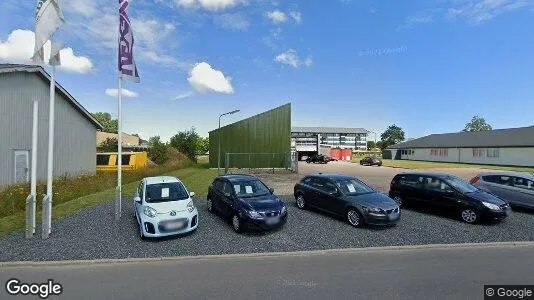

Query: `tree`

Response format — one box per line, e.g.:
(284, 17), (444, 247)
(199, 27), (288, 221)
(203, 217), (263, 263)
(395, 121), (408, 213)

(380, 125), (405, 149)
(463, 115), (492, 132)
(197, 137), (209, 155)
(169, 127), (201, 161)
(148, 136), (168, 165)
(367, 140), (376, 150)
(92, 112), (118, 133)
(97, 137), (118, 152)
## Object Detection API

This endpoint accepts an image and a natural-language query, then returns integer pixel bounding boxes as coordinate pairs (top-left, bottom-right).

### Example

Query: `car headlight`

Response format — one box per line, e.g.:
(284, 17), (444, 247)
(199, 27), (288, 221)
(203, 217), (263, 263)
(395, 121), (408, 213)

(281, 206), (287, 215)
(482, 202), (501, 211)
(362, 206), (384, 214)
(246, 210), (262, 218)
(143, 206), (157, 218)
(187, 201), (195, 213)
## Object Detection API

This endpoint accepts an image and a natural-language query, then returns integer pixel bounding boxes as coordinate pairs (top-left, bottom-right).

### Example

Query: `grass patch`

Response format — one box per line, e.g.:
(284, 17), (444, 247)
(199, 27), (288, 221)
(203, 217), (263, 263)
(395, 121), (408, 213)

(378, 159), (534, 172)
(0, 163), (219, 237)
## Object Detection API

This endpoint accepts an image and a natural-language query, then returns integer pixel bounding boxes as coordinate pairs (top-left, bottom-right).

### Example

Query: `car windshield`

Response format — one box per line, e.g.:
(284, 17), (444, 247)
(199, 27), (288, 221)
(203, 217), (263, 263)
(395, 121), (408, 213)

(445, 176), (479, 194)
(232, 179), (271, 198)
(145, 182), (189, 203)
(335, 178), (375, 195)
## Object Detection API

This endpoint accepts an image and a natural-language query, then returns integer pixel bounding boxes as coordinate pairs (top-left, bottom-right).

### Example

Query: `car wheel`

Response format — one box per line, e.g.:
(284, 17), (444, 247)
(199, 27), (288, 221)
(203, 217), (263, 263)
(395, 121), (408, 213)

(360, 161), (363, 165)
(139, 223), (147, 240)
(393, 195), (403, 207)
(346, 208), (364, 228)
(460, 208), (479, 224)
(206, 197), (214, 213)
(232, 215), (243, 233)
(296, 194), (306, 209)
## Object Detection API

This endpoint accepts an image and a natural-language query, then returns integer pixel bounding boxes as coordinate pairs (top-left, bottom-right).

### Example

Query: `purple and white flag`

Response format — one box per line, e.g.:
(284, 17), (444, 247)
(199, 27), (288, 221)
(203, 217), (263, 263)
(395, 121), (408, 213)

(118, 0), (140, 83)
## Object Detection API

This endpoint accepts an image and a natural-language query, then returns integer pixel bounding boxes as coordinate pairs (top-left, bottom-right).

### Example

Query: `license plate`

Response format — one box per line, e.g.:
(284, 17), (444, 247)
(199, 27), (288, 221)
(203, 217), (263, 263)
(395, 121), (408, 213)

(265, 217), (280, 225)
(165, 221), (184, 230)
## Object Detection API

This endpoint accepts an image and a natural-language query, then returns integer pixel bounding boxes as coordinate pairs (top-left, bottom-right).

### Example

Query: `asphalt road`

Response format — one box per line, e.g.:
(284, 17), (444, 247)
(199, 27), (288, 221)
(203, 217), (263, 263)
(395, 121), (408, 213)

(1, 243), (534, 300)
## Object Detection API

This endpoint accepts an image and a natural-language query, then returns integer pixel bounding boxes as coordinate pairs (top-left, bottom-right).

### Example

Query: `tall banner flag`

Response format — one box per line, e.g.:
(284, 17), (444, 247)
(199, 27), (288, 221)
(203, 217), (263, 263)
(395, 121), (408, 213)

(116, 0), (140, 220)
(118, 0), (140, 82)
(32, 0), (65, 62)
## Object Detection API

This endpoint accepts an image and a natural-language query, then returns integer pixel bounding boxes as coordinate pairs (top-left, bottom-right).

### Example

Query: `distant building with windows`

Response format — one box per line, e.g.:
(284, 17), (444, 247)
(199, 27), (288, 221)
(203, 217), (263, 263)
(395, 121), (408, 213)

(291, 127), (369, 160)
(386, 126), (534, 167)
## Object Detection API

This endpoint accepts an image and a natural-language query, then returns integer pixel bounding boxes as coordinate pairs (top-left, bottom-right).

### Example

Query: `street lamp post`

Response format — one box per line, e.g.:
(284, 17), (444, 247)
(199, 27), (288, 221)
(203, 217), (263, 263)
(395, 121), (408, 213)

(368, 130), (378, 150)
(218, 109), (240, 174)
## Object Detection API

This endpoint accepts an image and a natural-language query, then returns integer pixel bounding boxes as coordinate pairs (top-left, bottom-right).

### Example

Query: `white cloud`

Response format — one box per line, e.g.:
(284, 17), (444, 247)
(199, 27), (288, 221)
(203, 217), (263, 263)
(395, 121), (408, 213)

(65, 0), (98, 17)
(173, 91), (195, 100)
(267, 10), (288, 23)
(289, 11), (302, 23)
(187, 62), (234, 94)
(176, 0), (247, 10)
(57, 48), (93, 74)
(66, 4), (182, 69)
(0, 29), (93, 74)
(397, 10), (435, 31)
(214, 13), (250, 30)
(274, 49), (312, 68)
(105, 88), (139, 98)
(445, 0), (533, 24)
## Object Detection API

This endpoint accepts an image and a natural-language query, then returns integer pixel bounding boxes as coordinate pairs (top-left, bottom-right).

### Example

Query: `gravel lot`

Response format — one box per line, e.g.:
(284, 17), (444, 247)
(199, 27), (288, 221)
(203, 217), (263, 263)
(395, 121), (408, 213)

(1, 162), (533, 262)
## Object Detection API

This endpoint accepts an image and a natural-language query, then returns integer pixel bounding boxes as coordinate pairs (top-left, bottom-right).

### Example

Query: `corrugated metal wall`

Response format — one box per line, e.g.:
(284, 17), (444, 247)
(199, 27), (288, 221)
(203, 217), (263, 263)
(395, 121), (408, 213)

(208, 103), (291, 168)
(0, 72), (97, 186)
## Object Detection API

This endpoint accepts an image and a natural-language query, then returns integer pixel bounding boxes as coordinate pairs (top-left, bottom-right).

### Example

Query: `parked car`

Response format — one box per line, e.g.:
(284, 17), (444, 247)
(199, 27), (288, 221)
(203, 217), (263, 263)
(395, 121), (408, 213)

(389, 172), (510, 224)
(133, 176), (198, 239)
(206, 174), (287, 233)
(470, 172), (534, 210)
(306, 154), (328, 164)
(293, 174), (400, 227)
(360, 156), (382, 166)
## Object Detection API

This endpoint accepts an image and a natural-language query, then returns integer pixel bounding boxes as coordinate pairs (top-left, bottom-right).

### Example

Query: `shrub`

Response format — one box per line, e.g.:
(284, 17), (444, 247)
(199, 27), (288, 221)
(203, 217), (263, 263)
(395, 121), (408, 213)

(148, 136), (168, 165)
(169, 128), (201, 162)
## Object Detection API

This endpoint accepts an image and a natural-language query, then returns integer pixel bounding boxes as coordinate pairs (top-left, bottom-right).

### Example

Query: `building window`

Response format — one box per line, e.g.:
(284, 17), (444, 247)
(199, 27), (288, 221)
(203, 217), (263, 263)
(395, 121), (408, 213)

(431, 148), (448, 157)
(487, 148), (500, 158)
(473, 148), (485, 158)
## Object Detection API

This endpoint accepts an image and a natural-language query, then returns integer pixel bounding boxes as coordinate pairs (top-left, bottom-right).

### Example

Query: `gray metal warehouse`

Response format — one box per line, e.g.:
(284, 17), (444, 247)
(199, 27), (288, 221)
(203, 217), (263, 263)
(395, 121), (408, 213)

(0, 64), (103, 186)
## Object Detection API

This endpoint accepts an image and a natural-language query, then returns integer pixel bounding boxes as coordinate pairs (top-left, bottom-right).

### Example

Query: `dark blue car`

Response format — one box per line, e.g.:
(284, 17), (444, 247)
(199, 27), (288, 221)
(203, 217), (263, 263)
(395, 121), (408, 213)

(207, 174), (287, 233)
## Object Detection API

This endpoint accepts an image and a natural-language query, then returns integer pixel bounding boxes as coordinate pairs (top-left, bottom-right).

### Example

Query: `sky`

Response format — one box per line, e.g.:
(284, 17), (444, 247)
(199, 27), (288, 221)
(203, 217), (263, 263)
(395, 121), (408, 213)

(1, 0), (533, 141)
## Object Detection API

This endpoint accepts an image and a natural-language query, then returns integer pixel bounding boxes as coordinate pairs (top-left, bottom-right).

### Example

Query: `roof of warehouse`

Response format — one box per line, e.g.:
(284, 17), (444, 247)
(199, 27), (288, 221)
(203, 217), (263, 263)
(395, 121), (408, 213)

(291, 127), (369, 134)
(0, 64), (103, 130)
(389, 126), (534, 149)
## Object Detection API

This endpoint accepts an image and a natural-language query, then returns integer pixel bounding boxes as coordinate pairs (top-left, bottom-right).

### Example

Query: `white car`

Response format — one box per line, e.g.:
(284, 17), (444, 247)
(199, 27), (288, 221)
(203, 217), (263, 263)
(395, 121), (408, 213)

(133, 176), (199, 238)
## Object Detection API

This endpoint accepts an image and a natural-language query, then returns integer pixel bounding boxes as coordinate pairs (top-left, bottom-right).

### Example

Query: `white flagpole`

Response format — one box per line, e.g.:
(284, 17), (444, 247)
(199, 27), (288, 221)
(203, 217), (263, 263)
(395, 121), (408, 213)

(116, 76), (123, 220)
(25, 101), (39, 238)
(43, 65), (56, 239)
(30, 101), (39, 233)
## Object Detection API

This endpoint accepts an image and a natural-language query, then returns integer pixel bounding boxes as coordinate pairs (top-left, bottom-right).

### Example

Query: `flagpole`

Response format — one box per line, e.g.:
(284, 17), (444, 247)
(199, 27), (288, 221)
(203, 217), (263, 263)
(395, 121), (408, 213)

(43, 65), (55, 239)
(31, 101), (38, 234)
(116, 75), (122, 220)
(25, 101), (39, 238)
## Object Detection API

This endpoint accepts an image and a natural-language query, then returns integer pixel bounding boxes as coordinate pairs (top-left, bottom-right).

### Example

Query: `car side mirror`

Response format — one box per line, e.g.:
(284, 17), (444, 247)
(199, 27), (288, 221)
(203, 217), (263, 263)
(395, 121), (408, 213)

(134, 196), (141, 203)
(189, 192), (195, 197)
(329, 188), (340, 196)
(269, 187), (274, 194)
